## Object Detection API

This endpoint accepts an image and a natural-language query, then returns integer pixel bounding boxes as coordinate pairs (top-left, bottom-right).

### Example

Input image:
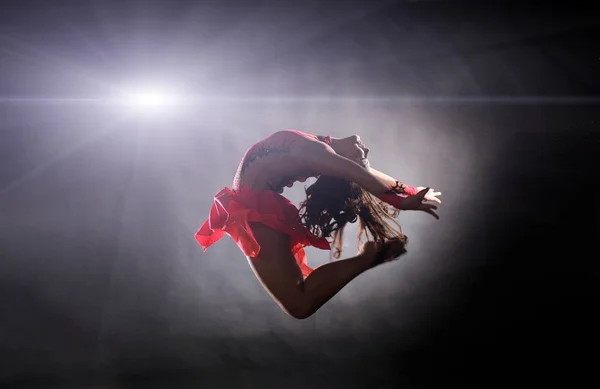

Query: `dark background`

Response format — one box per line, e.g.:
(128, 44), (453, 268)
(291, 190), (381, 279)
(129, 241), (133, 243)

(0, 1), (598, 387)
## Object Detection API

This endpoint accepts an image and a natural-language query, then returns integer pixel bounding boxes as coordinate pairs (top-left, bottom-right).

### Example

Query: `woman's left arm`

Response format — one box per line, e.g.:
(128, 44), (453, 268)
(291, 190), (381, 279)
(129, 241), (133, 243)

(368, 167), (443, 204)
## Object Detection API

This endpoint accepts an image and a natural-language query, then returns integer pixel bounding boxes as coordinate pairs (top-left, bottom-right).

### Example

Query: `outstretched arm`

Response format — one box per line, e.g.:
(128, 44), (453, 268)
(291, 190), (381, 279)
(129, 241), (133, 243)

(368, 167), (420, 195)
(369, 166), (442, 204)
(300, 141), (410, 202)
(299, 139), (440, 217)
(300, 140), (390, 193)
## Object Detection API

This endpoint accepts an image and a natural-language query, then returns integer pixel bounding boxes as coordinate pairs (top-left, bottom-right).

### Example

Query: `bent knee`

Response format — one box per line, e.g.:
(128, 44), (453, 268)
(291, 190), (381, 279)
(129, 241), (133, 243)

(284, 303), (314, 320)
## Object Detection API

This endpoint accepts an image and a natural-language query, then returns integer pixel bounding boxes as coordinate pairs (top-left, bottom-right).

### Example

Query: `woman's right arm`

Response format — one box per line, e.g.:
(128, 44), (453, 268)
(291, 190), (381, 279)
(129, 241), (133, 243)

(301, 140), (391, 195)
(296, 134), (438, 218)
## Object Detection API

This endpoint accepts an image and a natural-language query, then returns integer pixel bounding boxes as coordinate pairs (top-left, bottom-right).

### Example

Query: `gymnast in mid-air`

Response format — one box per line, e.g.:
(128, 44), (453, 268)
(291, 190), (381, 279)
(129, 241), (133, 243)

(196, 130), (441, 319)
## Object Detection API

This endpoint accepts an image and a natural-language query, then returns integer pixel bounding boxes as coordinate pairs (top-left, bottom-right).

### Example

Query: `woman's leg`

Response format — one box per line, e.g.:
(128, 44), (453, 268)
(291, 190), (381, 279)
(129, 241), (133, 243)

(246, 223), (404, 319)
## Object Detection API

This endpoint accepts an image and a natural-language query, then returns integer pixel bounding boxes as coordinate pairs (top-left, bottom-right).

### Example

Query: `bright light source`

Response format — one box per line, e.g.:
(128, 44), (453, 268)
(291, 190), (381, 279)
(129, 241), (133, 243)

(130, 92), (172, 107)
(116, 86), (185, 115)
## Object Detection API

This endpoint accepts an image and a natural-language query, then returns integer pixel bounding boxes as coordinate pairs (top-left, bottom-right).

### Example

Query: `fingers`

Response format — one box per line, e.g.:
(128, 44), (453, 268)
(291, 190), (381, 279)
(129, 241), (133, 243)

(421, 207), (439, 219)
(418, 187), (430, 199)
(407, 188), (442, 218)
(423, 189), (442, 204)
(427, 196), (442, 204)
(421, 204), (440, 219)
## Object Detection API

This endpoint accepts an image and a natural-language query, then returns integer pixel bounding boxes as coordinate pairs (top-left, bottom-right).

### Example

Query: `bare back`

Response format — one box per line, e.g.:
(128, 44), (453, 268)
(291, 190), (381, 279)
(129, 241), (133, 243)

(232, 130), (318, 192)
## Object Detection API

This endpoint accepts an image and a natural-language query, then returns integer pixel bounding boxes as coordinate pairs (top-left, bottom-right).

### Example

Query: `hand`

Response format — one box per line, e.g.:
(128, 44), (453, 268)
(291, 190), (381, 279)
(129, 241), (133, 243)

(359, 238), (407, 268)
(401, 187), (440, 219)
(416, 186), (442, 204)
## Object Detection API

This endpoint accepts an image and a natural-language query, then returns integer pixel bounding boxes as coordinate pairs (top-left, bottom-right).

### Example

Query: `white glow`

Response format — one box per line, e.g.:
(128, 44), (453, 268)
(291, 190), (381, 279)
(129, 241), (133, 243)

(117, 86), (184, 115)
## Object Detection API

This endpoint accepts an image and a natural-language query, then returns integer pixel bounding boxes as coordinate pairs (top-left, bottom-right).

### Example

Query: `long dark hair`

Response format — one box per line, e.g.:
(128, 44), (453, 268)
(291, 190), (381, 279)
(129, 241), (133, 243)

(298, 175), (407, 259)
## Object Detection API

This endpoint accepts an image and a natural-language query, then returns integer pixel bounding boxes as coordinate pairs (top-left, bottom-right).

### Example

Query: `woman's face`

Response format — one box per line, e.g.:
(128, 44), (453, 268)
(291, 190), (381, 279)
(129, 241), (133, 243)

(332, 135), (370, 167)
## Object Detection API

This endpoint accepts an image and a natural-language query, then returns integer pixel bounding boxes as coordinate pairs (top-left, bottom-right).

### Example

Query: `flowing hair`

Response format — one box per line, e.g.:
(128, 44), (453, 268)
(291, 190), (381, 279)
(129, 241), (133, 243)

(298, 175), (407, 259)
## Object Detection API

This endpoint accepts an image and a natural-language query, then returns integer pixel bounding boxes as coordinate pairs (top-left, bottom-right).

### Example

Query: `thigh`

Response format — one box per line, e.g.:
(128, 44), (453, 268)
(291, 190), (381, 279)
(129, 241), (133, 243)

(246, 222), (305, 310)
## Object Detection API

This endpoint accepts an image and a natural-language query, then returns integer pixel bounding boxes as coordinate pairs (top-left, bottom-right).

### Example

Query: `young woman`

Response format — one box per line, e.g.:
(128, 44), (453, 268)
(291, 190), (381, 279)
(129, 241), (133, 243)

(196, 130), (441, 319)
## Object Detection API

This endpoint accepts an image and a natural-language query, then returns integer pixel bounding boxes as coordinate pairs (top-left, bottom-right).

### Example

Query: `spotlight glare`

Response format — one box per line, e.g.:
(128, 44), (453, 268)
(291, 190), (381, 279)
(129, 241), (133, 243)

(118, 86), (184, 115)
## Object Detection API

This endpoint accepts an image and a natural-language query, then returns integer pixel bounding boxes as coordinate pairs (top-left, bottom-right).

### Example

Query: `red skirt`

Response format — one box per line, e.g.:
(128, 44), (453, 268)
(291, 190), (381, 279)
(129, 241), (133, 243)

(195, 186), (331, 277)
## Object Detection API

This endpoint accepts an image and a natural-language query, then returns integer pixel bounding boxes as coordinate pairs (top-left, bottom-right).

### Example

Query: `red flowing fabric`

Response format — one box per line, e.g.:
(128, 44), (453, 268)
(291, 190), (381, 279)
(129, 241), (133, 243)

(195, 186), (330, 278)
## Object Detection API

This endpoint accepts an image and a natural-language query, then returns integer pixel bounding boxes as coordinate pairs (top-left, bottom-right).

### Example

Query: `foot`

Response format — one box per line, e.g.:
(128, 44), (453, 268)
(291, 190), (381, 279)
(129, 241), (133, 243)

(360, 238), (407, 268)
